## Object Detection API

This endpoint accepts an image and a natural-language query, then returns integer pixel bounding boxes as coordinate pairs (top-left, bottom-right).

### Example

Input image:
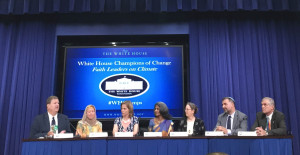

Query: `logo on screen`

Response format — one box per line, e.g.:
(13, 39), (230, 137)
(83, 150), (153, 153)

(99, 74), (149, 98)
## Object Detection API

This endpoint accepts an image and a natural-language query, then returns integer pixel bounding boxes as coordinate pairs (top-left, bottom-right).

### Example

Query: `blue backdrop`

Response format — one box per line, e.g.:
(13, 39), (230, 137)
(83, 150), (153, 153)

(63, 47), (184, 118)
(0, 7), (300, 155)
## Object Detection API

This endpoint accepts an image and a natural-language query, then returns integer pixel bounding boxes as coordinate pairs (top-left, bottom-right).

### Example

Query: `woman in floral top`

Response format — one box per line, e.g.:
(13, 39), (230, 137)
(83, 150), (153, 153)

(112, 101), (139, 136)
(76, 105), (102, 137)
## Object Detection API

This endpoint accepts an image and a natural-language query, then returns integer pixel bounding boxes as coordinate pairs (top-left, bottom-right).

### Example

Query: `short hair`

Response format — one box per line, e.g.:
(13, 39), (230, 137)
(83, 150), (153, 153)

(121, 101), (134, 118)
(154, 102), (172, 120)
(46, 96), (58, 105)
(222, 97), (235, 104)
(186, 102), (198, 115)
(262, 97), (275, 107)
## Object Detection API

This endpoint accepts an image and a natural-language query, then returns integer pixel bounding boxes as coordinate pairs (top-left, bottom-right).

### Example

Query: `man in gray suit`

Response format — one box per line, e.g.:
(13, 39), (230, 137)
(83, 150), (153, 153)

(215, 97), (248, 135)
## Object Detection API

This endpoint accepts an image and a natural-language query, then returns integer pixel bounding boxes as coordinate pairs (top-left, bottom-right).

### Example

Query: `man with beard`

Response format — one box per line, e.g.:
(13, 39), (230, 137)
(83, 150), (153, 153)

(30, 96), (71, 138)
(214, 97), (248, 135)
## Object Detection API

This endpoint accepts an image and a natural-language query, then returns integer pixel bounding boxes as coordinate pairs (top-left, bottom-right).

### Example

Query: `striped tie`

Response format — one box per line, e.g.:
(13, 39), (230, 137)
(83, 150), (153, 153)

(266, 117), (271, 130)
(268, 117), (271, 130)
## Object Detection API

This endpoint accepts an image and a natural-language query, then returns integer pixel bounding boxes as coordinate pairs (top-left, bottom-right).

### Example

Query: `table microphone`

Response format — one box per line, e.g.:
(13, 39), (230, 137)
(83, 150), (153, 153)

(69, 122), (81, 138)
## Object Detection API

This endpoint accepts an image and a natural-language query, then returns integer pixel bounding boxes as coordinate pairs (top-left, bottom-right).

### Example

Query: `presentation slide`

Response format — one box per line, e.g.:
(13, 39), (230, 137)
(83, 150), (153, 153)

(63, 46), (184, 118)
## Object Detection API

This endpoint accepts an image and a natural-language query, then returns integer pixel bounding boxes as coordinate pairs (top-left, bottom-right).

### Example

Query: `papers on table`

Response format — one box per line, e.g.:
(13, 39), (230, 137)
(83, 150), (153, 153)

(114, 132), (133, 137)
(54, 133), (74, 139)
(205, 131), (226, 136)
(238, 131), (257, 136)
(89, 132), (108, 137)
(144, 132), (162, 137)
(170, 132), (189, 137)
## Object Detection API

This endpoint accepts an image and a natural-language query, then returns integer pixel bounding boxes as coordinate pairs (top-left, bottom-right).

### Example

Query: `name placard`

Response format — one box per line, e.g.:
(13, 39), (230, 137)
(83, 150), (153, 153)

(115, 132), (133, 137)
(238, 131), (257, 136)
(54, 133), (74, 139)
(205, 131), (225, 136)
(89, 132), (108, 137)
(170, 132), (188, 137)
(144, 132), (162, 137)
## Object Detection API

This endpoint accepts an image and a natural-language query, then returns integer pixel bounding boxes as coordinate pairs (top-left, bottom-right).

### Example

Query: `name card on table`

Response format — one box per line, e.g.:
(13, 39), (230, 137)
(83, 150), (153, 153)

(238, 131), (257, 136)
(89, 132), (108, 137)
(144, 132), (162, 137)
(54, 133), (74, 139)
(170, 132), (189, 137)
(205, 131), (225, 136)
(115, 132), (133, 137)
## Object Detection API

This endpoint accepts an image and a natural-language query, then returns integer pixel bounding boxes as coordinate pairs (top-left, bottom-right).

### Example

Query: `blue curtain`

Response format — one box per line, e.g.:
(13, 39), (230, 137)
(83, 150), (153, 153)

(0, 20), (56, 155)
(0, 0), (299, 14)
(189, 18), (300, 154)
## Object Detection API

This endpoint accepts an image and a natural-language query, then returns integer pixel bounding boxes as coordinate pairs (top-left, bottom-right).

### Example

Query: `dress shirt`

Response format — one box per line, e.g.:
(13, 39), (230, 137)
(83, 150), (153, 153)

(48, 112), (58, 131)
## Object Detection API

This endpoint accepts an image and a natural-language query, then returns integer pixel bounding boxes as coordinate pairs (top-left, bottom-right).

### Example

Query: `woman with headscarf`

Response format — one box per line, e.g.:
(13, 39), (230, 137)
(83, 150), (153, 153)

(76, 105), (102, 137)
(178, 102), (205, 136)
(112, 101), (139, 136)
(148, 102), (173, 136)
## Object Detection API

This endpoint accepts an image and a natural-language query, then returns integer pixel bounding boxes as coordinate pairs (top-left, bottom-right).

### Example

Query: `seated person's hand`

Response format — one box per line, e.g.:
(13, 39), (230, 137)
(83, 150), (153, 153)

(255, 127), (267, 136)
(215, 126), (228, 134)
(47, 131), (54, 136)
(60, 130), (66, 134)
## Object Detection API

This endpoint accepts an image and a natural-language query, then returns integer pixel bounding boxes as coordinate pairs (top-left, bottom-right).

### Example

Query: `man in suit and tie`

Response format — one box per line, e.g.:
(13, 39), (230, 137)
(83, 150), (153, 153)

(251, 97), (287, 136)
(30, 96), (71, 138)
(215, 97), (248, 135)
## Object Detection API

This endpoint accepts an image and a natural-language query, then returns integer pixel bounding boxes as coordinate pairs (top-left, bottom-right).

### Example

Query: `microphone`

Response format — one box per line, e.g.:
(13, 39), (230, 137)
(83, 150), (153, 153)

(70, 122), (81, 138)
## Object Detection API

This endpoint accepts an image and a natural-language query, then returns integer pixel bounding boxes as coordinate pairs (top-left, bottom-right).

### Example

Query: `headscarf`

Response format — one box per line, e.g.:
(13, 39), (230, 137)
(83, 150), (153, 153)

(81, 105), (97, 126)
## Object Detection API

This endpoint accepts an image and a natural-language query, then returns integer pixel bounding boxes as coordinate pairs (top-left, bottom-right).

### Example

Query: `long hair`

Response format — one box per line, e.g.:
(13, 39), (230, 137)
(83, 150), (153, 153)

(121, 101), (134, 118)
(155, 102), (172, 120)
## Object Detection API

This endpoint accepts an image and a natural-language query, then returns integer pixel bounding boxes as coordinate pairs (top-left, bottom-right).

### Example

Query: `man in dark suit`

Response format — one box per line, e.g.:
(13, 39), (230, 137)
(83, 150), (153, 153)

(30, 96), (71, 138)
(251, 97), (287, 136)
(215, 97), (248, 135)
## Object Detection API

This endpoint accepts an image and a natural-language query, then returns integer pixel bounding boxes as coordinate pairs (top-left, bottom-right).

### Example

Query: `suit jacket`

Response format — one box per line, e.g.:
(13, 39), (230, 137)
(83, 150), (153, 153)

(251, 110), (287, 135)
(178, 118), (205, 136)
(214, 110), (248, 135)
(30, 112), (71, 138)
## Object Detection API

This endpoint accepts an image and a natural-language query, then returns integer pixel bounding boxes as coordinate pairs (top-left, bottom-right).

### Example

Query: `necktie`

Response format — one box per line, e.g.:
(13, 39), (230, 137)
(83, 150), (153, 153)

(266, 117), (271, 130)
(227, 115), (231, 129)
(52, 117), (56, 126)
